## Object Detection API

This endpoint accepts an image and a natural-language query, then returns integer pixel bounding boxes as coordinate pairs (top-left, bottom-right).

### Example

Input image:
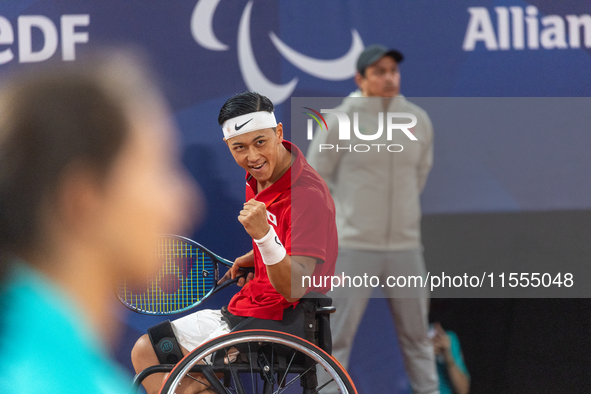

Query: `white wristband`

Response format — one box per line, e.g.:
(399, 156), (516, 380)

(254, 226), (286, 266)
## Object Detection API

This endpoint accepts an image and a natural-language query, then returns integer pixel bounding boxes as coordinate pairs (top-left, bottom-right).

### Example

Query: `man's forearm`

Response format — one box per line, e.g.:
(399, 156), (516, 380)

(266, 254), (316, 302)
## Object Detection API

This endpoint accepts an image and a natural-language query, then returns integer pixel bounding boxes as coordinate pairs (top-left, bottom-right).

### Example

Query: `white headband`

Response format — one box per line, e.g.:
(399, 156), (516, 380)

(222, 111), (277, 140)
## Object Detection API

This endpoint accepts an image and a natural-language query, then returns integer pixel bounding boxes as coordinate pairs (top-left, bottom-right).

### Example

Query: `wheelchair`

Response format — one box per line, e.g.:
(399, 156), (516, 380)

(133, 294), (357, 394)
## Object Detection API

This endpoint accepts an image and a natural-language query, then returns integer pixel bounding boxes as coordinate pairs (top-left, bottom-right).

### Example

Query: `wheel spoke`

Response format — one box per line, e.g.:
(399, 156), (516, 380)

(276, 365), (315, 394)
(248, 342), (256, 394)
(202, 358), (230, 394)
(185, 372), (212, 389)
(312, 378), (335, 394)
(275, 351), (297, 391)
(270, 344), (274, 388)
(225, 347), (246, 394)
(268, 343), (275, 393)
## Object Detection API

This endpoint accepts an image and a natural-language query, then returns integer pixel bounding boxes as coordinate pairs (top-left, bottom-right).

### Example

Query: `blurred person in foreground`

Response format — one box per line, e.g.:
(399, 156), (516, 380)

(0, 52), (197, 393)
(307, 44), (437, 393)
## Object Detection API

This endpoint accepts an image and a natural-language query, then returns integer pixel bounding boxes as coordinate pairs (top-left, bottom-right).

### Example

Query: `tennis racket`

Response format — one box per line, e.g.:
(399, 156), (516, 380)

(118, 235), (253, 315)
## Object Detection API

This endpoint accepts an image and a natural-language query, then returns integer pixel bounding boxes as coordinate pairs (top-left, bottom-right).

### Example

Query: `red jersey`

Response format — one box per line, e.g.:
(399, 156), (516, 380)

(227, 141), (338, 320)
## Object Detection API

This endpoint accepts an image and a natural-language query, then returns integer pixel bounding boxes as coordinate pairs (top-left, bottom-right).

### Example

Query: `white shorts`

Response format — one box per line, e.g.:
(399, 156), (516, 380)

(170, 309), (231, 352)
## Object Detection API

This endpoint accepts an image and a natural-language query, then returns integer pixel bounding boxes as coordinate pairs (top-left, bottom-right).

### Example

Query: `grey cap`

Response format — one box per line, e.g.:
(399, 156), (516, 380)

(356, 44), (404, 75)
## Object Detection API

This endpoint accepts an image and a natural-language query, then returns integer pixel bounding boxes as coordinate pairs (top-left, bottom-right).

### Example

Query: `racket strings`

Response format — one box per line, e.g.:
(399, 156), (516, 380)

(119, 237), (216, 314)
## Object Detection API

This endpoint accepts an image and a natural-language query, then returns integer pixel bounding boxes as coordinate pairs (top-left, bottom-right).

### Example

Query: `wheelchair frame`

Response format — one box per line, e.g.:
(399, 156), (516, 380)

(133, 304), (358, 394)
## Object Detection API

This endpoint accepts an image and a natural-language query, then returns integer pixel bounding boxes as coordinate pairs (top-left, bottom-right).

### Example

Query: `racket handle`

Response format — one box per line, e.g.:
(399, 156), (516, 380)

(217, 269), (253, 291)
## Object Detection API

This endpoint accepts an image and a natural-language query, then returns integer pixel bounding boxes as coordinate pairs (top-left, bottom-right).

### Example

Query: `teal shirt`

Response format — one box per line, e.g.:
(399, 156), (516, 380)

(0, 263), (132, 393)
(436, 331), (470, 394)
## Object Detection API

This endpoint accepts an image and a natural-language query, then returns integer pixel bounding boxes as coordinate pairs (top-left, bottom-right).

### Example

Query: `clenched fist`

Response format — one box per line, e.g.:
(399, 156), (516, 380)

(238, 198), (270, 240)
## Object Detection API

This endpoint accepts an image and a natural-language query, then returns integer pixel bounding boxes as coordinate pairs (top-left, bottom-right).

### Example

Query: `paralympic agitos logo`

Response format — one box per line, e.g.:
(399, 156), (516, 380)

(304, 108), (418, 153)
(190, 0), (364, 104)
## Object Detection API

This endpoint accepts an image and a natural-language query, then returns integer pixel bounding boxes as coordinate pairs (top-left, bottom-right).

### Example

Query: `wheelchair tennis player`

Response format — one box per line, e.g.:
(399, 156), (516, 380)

(131, 91), (339, 394)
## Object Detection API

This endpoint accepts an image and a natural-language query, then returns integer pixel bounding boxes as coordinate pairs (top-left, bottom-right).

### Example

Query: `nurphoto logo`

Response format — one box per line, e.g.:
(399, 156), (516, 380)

(304, 107), (418, 153)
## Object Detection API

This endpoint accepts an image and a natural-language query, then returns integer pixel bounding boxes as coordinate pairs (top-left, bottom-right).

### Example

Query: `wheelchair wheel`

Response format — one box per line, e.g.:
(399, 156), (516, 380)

(159, 329), (357, 394)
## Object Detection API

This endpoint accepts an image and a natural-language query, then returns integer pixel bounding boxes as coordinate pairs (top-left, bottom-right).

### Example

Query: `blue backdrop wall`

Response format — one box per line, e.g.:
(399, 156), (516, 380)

(1, 1), (590, 392)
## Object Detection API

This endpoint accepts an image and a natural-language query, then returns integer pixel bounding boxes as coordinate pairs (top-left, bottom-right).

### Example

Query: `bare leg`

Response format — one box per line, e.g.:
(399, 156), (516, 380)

(131, 334), (166, 394)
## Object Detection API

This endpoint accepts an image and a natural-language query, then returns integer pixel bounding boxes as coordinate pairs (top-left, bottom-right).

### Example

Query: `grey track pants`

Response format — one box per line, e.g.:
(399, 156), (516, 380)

(322, 248), (439, 394)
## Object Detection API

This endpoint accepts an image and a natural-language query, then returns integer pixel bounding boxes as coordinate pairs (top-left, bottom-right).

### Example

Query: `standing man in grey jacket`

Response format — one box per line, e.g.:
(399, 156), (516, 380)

(307, 44), (438, 393)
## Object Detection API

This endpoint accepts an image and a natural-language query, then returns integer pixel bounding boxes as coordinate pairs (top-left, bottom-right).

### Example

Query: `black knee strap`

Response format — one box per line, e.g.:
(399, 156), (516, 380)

(147, 320), (184, 364)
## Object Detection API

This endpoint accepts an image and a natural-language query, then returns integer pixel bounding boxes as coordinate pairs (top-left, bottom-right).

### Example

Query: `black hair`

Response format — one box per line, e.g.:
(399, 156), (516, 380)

(218, 91), (274, 126)
(0, 51), (157, 271)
